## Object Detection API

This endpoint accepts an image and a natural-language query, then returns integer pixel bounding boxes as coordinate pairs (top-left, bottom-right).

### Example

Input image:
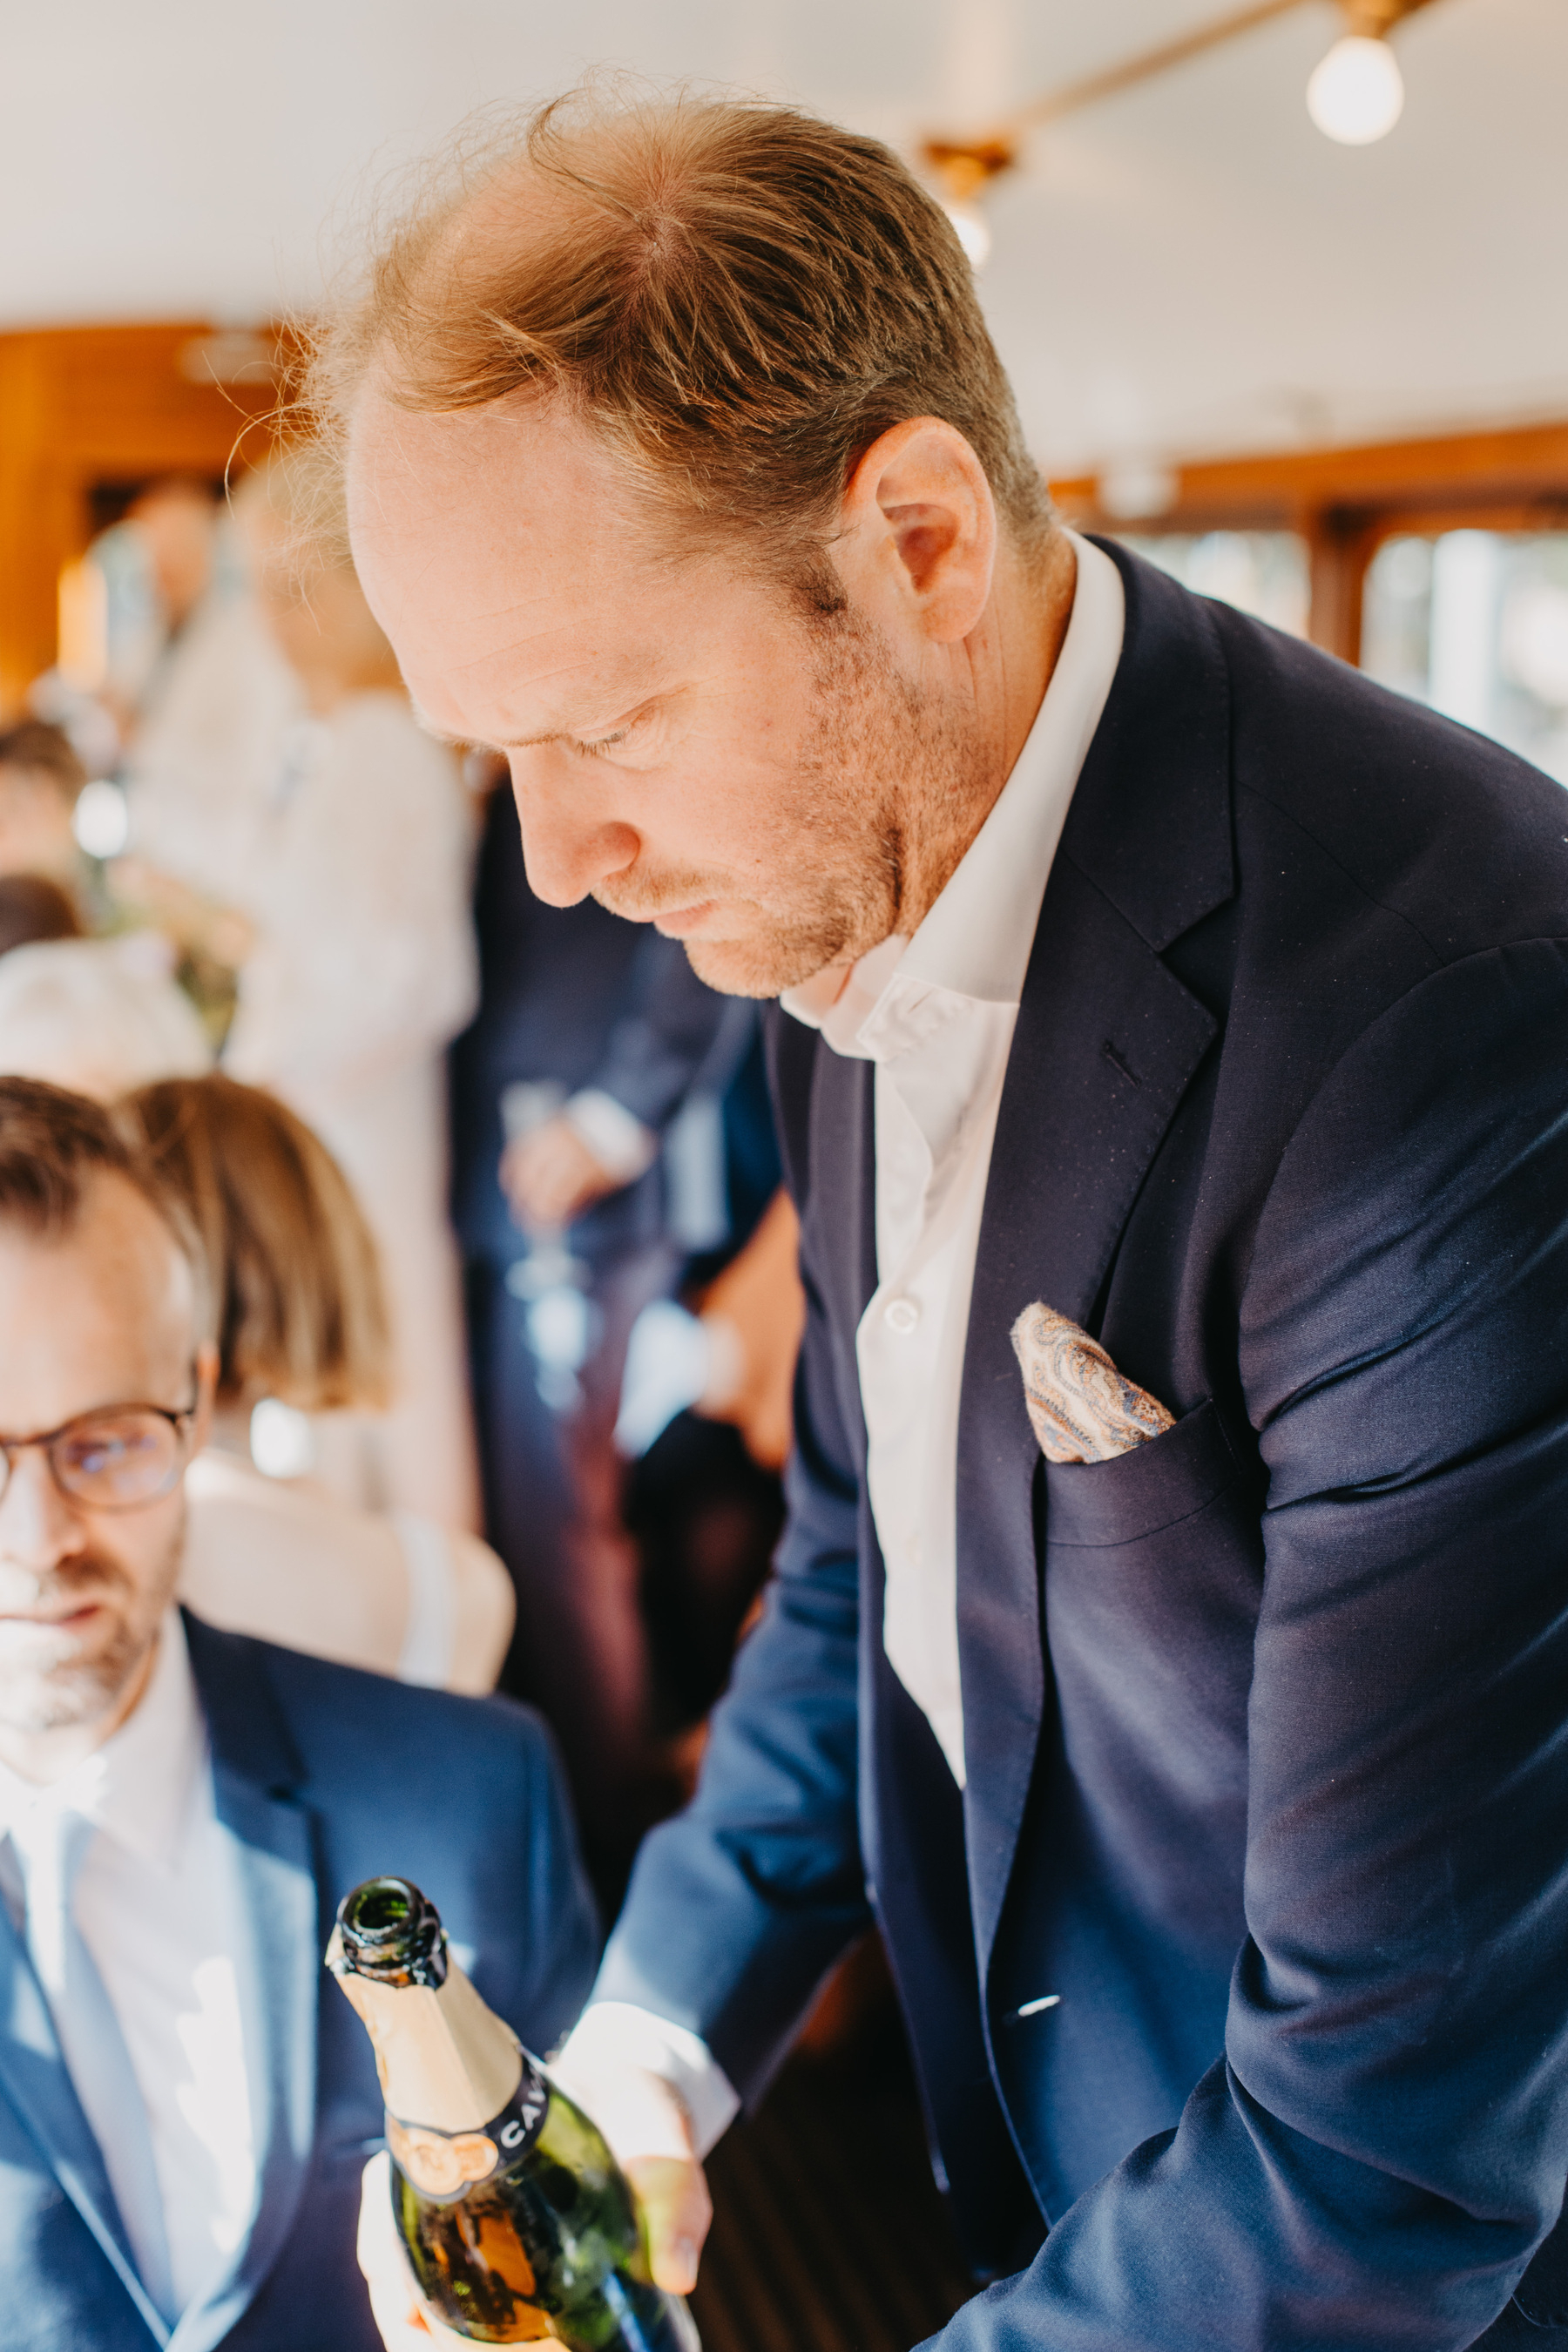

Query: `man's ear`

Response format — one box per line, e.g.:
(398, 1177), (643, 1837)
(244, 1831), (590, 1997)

(838, 417), (997, 645)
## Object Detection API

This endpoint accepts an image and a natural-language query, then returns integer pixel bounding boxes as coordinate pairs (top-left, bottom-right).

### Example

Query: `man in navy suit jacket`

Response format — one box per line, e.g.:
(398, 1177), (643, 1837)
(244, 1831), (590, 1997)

(0, 1078), (598, 2350)
(342, 91), (1568, 2350)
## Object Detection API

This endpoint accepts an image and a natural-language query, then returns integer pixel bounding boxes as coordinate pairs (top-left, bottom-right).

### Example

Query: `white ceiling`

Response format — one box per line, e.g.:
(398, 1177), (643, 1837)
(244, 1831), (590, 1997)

(3, 0), (1563, 474)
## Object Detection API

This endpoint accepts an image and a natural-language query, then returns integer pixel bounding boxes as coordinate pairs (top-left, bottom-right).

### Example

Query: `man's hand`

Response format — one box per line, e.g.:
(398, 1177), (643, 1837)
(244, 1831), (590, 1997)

(501, 1115), (622, 1232)
(549, 2051), (713, 2295)
(357, 2152), (470, 2347)
(357, 2061), (713, 2351)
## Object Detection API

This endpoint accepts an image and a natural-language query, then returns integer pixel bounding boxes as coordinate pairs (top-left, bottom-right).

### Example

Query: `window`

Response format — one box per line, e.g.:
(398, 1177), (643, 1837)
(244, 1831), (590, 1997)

(1362, 532), (1568, 787)
(1113, 531), (1310, 639)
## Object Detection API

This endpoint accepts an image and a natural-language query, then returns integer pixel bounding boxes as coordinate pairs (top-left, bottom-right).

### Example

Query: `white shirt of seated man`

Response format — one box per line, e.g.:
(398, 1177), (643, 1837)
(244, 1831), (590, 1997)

(0, 1139), (256, 2326)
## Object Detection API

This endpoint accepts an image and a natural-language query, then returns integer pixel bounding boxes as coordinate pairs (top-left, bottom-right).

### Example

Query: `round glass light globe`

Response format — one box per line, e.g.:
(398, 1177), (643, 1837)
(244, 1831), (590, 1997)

(1307, 34), (1405, 145)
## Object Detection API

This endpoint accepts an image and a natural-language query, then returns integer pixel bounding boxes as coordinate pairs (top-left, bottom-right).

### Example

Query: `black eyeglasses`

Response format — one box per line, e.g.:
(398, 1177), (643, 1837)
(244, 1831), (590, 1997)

(0, 1402), (199, 1512)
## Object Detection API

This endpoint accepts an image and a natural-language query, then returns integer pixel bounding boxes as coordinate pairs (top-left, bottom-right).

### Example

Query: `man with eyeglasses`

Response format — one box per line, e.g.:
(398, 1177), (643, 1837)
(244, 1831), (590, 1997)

(0, 1076), (598, 2352)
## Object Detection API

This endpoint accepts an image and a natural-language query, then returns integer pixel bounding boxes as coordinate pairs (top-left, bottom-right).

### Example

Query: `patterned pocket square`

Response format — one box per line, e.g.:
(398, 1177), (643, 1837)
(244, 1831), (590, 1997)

(1010, 1302), (1176, 1464)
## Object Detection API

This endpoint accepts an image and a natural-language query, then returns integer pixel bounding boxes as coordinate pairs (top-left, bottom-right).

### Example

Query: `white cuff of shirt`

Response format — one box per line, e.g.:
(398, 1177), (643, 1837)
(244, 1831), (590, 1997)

(557, 2000), (740, 2159)
(564, 1089), (659, 1185)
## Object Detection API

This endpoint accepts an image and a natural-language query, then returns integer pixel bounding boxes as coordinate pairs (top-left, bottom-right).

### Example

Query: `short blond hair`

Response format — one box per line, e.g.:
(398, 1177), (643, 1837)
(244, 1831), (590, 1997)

(305, 87), (1053, 591)
(121, 1075), (393, 1412)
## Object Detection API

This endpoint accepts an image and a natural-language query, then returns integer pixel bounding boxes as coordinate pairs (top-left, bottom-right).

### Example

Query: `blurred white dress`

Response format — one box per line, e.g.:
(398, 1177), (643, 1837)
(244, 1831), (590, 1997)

(125, 591), (301, 900)
(0, 934), (212, 1098)
(223, 693), (482, 1527)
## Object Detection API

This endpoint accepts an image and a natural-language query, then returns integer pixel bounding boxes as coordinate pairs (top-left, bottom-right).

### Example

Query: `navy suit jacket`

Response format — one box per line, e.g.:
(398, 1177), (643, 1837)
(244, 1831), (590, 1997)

(0, 1613), (598, 2352)
(598, 544), (1568, 2348)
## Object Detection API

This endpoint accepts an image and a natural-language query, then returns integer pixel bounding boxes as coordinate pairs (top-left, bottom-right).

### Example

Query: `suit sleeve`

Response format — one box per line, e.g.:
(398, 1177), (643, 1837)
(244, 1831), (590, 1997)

(929, 938), (1568, 2351)
(483, 1706), (603, 2059)
(583, 933), (731, 1136)
(591, 1197), (873, 2101)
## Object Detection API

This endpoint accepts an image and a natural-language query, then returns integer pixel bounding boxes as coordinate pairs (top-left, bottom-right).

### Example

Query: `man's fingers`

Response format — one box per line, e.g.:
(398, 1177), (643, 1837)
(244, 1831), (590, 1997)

(624, 2153), (713, 2296)
(357, 2151), (468, 2349)
(548, 2049), (713, 2296)
(357, 2153), (428, 2348)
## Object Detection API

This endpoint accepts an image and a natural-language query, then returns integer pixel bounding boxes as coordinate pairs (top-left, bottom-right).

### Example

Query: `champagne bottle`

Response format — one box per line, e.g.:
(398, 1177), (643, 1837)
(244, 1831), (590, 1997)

(328, 1876), (700, 2351)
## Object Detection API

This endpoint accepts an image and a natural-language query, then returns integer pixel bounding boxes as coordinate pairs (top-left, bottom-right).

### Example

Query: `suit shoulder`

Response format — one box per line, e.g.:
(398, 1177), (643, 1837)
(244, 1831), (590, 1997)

(1208, 600), (1568, 959)
(186, 1615), (564, 1801)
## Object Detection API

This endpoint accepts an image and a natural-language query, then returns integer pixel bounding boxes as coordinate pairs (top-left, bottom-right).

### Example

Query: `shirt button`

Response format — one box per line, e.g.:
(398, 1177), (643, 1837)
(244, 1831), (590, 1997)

(883, 1296), (921, 1334)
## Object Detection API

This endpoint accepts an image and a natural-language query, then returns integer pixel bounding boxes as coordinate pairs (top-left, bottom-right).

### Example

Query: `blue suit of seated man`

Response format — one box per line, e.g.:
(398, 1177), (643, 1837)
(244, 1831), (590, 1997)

(0, 1077), (599, 2352)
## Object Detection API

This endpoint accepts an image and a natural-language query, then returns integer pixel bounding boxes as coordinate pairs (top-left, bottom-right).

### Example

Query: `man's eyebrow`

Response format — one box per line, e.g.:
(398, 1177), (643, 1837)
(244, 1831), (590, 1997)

(409, 700), (558, 754)
(408, 693), (659, 753)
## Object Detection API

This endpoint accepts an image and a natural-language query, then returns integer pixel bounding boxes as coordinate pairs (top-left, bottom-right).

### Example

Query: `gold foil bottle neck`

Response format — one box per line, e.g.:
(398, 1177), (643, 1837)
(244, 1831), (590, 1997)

(334, 1947), (524, 2132)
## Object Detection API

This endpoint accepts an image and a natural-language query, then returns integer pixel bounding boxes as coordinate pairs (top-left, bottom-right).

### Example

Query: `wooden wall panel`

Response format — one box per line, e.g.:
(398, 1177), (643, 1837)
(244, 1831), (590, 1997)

(0, 323), (278, 714)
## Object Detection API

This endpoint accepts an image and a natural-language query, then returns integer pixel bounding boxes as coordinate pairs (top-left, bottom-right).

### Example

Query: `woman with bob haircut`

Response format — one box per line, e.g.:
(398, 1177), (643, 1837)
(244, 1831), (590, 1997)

(119, 1071), (512, 1692)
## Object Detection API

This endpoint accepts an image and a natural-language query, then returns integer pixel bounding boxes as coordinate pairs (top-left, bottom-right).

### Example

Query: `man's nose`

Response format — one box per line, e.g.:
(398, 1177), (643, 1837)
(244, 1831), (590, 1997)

(509, 755), (640, 909)
(0, 1448), (86, 1575)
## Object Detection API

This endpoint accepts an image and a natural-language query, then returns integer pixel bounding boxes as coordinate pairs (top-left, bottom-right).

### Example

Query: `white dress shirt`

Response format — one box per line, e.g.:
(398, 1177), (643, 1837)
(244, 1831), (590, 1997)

(0, 1613), (260, 2315)
(564, 535), (1125, 2146)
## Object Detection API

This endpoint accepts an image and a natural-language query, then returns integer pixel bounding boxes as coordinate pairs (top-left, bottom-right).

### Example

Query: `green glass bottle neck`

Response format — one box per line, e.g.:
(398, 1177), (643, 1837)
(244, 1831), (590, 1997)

(333, 1875), (449, 1990)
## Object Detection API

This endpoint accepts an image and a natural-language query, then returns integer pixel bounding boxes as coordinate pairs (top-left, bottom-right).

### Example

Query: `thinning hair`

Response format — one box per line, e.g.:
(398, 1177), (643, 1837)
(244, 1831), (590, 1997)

(304, 85), (1054, 591)
(120, 1075), (393, 1413)
(0, 1075), (210, 1327)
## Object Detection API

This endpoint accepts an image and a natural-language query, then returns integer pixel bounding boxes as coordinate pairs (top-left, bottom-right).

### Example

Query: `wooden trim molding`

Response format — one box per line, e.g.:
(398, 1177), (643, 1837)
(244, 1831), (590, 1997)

(1050, 417), (1568, 661)
(0, 322), (279, 714)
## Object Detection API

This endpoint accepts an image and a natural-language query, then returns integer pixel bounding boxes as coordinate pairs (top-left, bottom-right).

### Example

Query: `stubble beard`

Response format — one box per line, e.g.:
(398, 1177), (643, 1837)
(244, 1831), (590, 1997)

(0, 1523), (183, 1736)
(595, 608), (981, 1000)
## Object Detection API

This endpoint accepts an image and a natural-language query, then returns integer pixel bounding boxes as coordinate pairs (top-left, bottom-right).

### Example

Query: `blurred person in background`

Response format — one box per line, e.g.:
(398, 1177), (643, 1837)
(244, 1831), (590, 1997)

(451, 769), (728, 1863)
(122, 1074), (512, 1692)
(206, 451), (482, 1532)
(118, 476), (300, 918)
(0, 933), (211, 1100)
(611, 1004), (800, 1740)
(0, 723), (91, 909)
(129, 476), (216, 635)
(0, 876), (82, 962)
(623, 1179), (804, 1738)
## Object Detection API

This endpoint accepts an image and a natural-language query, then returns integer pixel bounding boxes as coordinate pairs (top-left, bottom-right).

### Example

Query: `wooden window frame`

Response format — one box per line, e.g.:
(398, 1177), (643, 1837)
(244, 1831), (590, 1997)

(1050, 421), (1568, 664)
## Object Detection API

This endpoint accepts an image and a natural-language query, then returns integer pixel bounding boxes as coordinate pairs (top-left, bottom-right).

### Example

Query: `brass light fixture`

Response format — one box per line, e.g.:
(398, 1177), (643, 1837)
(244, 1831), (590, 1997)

(921, 0), (1450, 260)
(1308, 0), (1444, 143)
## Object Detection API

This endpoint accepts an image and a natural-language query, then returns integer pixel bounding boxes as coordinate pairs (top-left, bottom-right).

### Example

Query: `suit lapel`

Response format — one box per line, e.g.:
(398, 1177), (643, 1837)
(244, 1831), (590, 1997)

(956, 545), (1233, 1980)
(0, 1896), (171, 2344)
(803, 1039), (879, 1450)
(171, 1619), (321, 2352)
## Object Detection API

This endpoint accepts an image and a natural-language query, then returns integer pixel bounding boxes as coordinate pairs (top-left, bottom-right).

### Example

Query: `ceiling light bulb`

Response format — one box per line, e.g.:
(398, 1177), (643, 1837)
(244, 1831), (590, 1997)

(943, 200), (992, 270)
(1307, 33), (1405, 145)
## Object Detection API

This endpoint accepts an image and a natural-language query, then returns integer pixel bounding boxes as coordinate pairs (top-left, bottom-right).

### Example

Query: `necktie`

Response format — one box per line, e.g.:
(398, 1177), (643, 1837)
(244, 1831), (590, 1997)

(17, 1805), (177, 2323)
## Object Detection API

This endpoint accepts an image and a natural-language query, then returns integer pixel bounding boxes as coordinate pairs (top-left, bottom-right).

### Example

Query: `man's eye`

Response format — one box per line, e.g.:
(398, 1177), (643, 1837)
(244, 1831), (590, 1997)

(578, 730), (629, 759)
